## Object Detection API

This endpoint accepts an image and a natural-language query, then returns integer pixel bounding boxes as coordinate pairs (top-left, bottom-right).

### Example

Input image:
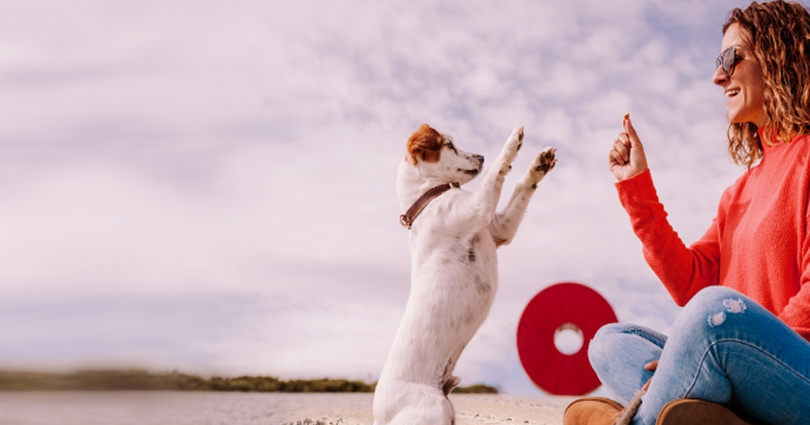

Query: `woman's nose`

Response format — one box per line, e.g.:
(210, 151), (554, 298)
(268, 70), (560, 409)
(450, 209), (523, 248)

(712, 65), (728, 86)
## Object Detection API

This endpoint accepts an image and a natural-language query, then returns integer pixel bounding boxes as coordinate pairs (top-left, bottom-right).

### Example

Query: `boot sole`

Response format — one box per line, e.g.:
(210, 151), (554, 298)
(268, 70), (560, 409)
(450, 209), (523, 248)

(657, 399), (753, 425)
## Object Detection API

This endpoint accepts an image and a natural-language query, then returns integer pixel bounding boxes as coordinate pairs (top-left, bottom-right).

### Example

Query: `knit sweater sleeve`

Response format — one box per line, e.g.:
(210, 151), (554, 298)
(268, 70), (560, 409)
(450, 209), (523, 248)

(616, 169), (721, 306)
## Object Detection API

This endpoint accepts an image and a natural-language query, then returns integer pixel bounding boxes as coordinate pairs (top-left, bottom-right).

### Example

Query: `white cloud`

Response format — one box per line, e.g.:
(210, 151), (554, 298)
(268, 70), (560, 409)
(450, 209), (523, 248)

(0, 0), (756, 395)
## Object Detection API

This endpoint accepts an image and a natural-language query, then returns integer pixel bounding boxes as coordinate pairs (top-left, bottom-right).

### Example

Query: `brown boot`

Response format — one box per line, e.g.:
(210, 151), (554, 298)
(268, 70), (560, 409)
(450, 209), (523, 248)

(563, 397), (623, 425)
(656, 399), (755, 425)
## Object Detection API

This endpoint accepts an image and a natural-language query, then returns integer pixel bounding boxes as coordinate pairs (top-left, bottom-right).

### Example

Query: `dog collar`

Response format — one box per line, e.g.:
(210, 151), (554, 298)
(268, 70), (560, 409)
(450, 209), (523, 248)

(399, 182), (460, 229)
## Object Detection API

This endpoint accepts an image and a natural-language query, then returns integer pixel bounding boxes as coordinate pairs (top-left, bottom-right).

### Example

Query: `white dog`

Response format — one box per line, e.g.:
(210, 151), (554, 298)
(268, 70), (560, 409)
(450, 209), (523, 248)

(372, 124), (556, 425)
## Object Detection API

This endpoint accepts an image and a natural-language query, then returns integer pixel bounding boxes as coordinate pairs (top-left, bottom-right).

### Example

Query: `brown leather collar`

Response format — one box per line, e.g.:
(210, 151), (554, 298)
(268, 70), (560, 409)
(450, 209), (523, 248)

(399, 182), (460, 229)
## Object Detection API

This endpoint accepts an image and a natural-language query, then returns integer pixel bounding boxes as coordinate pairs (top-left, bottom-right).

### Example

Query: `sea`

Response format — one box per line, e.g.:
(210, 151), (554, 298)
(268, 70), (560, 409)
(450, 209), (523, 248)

(0, 391), (371, 425)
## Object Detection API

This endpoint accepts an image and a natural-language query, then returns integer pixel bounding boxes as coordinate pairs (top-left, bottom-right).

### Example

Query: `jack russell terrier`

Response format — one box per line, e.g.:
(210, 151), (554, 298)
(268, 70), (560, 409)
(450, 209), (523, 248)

(373, 124), (556, 425)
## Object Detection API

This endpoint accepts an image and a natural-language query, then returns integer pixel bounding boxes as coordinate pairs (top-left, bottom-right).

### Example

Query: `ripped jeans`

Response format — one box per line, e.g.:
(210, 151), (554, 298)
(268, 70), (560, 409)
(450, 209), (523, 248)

(588, 286), (810, 425)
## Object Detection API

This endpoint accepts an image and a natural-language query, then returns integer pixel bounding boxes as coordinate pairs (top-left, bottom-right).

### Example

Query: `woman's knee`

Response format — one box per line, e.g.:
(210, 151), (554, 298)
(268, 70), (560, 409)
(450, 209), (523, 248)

(586, 323), (665, 403)
(689, 286), (744, 308)
(587, 323), (665, 369)
(588, 323), (633, 359)
(672, 286), (752, 339)
(680, 287), (748, 323)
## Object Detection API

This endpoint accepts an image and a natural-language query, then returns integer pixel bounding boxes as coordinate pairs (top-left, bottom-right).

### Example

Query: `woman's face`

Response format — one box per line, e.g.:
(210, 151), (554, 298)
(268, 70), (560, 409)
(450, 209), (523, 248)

(712, 23), (768, 127)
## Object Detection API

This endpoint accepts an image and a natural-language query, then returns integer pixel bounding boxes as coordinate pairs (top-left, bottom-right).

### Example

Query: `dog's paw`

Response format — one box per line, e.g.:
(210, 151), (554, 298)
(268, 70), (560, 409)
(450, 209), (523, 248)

(528, 147), (557, 187)
(496, 126), (524, 174)
(506, 125), (524, 155)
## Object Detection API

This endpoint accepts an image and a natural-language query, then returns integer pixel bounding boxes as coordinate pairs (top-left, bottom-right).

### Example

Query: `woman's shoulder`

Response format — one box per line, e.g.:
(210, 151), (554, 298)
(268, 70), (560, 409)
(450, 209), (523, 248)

(722, 131), (810, 195)
(771, 132), (810, 165)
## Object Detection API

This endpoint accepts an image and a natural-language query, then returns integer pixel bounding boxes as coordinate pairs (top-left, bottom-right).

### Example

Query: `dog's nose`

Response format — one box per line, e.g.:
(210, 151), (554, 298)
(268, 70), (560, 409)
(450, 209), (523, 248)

(475, 154), (484, 164)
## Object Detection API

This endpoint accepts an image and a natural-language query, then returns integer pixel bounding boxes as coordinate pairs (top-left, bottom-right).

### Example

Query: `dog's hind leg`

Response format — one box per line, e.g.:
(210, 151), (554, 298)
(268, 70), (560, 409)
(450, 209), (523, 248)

(490, 147), (556, 245)
(387, 390), (455, 425)
(440, 342), (468, 396)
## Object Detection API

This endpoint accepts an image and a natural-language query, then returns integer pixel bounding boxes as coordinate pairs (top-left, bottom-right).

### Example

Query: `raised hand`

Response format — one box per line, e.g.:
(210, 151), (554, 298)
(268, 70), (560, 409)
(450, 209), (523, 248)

(609, 114), (649, 181)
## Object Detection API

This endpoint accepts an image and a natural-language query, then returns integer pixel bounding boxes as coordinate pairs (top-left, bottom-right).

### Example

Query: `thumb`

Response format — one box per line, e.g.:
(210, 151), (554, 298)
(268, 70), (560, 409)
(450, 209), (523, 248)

(624, 114), (644, 151)
(622, 114), (649, 175)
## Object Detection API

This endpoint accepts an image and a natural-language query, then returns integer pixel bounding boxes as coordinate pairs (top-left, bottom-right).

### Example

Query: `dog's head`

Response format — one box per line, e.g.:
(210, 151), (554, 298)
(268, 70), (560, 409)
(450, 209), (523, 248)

(405, 124), (484, 185)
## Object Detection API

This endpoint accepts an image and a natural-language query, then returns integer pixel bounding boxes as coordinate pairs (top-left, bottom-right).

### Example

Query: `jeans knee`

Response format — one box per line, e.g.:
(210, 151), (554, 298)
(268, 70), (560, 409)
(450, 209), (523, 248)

(691, 286), (741, 305)
(587, 323), (646, 373)
(587, 323), (665, 403)
(677, 286), (751, 333)
(588, 323), (627, 360)
(588, 324), (619, 376)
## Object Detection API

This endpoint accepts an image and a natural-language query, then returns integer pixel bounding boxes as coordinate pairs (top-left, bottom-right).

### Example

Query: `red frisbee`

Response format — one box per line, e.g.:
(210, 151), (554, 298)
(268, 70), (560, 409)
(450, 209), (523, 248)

(516, 282), (618, 395)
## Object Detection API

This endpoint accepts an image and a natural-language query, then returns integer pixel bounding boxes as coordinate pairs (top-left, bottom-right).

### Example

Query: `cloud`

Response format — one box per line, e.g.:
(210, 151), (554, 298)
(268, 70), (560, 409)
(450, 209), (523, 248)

(0, 0), (756, 395)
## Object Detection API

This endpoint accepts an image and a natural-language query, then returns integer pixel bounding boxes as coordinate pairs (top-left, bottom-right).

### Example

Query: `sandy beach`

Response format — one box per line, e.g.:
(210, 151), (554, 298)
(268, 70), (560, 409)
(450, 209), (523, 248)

(278, 393), (575, 425)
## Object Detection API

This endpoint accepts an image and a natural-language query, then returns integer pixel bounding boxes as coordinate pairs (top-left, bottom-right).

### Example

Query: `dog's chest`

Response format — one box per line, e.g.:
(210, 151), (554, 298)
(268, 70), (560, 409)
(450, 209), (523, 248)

(409, 228), (498, 300)
(412, 224), (496, 261)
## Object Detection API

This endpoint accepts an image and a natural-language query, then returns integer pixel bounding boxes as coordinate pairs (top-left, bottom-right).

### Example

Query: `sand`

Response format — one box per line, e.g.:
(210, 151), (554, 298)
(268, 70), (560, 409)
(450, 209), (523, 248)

(277, 393), (576, 425)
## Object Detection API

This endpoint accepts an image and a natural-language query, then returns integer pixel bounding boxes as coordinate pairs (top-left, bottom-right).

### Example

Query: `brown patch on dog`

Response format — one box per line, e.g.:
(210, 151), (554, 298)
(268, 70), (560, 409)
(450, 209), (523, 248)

(407, 123), (444, 165)
(441, 362), (460, 396)
(534, 149), (557, 174)
(442, 379), (455, 396)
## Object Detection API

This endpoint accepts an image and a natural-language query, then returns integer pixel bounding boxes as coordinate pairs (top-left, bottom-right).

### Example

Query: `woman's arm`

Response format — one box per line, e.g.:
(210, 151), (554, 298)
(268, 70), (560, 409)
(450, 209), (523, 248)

(611, 116), (721, 305)
(617, 170), (722, 305)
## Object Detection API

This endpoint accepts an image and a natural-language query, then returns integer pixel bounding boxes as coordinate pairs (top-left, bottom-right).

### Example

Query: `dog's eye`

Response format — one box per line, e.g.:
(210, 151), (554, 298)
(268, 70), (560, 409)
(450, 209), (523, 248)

(445, 142), (455, 150)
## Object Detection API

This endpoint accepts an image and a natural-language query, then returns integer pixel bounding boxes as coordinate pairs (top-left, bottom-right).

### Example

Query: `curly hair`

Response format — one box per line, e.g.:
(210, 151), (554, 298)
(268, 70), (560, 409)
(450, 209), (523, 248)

(723, 0), (810, 167)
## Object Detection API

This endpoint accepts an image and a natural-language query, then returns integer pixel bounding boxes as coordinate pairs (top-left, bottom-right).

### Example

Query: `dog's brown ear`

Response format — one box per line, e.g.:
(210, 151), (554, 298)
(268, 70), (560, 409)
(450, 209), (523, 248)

(406, 123), (443, 165)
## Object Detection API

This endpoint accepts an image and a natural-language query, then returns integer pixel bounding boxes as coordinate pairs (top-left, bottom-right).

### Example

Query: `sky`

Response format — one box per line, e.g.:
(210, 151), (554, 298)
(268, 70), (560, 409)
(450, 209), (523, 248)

(0, 0), (770, 396)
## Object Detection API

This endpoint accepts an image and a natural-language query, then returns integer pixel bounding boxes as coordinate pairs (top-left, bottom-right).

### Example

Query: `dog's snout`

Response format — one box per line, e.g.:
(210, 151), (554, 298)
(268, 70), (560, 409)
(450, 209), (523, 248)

(475, 154), (484, 164)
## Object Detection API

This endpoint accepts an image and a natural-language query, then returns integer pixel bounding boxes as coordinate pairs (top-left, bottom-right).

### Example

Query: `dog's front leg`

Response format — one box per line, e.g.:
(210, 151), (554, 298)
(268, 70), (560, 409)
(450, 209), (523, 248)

(459, 126), (525, 231)
(490, 147), (556, 245)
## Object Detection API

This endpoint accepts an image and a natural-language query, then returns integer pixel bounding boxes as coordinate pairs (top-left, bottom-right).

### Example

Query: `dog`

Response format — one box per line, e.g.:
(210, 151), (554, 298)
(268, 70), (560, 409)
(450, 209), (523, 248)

(372, 123), (556, 425)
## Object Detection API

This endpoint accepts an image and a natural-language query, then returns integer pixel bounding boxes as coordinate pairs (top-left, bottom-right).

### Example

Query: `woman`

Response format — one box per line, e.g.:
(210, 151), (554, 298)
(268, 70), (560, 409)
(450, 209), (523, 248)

(564, 1), (810, 424)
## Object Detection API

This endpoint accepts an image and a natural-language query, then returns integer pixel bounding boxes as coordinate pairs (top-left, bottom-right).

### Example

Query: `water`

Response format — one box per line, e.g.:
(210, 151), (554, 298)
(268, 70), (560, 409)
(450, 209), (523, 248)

(0, 392), (372, 425)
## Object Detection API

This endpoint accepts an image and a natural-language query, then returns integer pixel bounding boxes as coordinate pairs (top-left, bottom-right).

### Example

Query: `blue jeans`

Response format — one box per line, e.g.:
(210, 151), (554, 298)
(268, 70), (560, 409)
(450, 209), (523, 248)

(588, 286), (810, 425)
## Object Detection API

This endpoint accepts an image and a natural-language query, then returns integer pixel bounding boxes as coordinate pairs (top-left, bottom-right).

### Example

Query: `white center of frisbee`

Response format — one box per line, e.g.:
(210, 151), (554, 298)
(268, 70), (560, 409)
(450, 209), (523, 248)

(554, 322), (584, 355)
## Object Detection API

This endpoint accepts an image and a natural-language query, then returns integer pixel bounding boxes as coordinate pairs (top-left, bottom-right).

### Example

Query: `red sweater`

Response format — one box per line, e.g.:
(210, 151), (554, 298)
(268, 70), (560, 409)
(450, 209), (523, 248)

(617, 131), (810, 340)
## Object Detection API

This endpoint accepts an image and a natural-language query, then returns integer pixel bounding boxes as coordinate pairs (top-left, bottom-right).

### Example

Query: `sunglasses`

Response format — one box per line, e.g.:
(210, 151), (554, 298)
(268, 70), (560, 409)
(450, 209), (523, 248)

(716, 46), (742, 77)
